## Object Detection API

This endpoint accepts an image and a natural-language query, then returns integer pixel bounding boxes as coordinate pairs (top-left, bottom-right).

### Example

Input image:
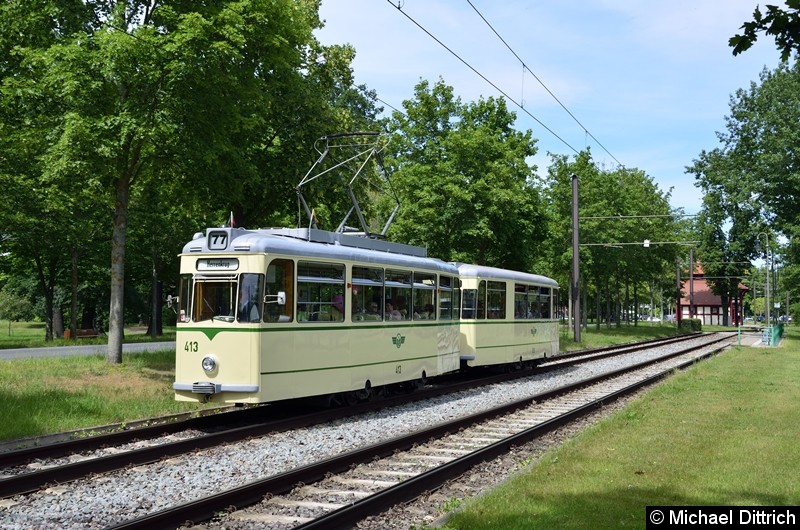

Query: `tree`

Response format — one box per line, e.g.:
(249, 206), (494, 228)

(0, 283), (34, 335)
(0, 0), (373, 361)
(384, 79), (545, 270)
(689, 60), (800, 305)
(542, 151), (680, 328)
(730, 0), (800, 61)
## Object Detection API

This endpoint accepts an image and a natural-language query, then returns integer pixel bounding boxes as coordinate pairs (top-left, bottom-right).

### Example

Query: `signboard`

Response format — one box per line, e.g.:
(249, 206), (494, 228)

(197, 258), (239, 271)
(207, 231), (229, 250)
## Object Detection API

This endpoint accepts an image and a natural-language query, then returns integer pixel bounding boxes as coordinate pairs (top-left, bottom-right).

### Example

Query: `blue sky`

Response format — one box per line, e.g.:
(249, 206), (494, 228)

(315, 0), (783, 214)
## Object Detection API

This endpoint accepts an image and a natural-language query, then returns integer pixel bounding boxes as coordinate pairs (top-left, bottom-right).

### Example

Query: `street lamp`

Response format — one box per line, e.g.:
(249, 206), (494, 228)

(757, 232), (770, 328)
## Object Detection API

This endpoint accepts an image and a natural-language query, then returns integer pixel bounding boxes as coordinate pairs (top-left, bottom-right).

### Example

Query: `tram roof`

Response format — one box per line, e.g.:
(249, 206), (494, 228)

(183, 227), (459, 275)
(454, 263), (559, 288)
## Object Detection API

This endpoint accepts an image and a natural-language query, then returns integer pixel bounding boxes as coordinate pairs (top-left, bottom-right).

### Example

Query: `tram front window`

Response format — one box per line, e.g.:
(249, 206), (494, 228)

(194, 279), (237, 322)
(237, 274), (264, 323)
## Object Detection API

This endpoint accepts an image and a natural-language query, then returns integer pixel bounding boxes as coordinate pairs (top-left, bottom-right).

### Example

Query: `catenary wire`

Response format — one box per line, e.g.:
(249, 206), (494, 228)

(465, 0), (623, 168)
(387, 0), (580, 156)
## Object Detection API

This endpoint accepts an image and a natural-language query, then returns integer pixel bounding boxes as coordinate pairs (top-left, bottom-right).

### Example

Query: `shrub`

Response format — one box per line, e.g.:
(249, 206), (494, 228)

(679, 318), (702, 332)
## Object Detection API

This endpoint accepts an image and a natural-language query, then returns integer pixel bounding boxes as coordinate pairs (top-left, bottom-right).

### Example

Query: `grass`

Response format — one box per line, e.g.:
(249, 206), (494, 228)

(0, 348), (213, 441)
(441, 326), (800, 530)
(0, 320), (740, 446)
(559, 321), (681, 351)
(0, 320), (175, 349)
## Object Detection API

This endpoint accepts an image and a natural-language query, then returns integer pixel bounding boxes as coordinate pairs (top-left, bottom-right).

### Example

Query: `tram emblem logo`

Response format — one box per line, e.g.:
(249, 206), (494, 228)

(530, 327), (537, 336)
(392, 334), (406, 349)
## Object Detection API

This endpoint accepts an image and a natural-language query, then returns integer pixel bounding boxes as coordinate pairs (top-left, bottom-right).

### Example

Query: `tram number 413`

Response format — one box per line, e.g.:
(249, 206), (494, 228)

(184, 341), (199, 353)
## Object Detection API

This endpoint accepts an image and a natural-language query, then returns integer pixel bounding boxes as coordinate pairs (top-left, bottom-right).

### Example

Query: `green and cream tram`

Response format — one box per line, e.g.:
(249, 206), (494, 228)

(456, 264), (560, 368)
(173, 227), (462, 404)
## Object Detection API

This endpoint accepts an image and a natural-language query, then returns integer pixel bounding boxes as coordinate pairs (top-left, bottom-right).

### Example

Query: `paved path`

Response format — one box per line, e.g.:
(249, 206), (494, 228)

(0, 329), (775, 361)
(0, 342), (175, 360)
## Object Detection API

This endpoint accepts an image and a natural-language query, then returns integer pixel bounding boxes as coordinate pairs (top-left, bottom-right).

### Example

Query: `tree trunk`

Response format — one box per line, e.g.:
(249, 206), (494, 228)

(624, 274), (630, 326)
(33, 256), (56, 341)
(70, 248), (78, 340)
(721, 291), (730, 327)
(147, 280), (163, 337)
(148, 237), (162, 338)
(582, 282), (587, 331)
(54, 306), (64, 338)
(107, 175), (131, 364)
(595, 283), (601, 331)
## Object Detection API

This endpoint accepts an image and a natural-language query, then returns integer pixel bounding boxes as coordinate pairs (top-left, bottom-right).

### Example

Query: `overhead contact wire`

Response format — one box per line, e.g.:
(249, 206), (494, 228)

(465, 0), (624, 168)
(387, 0), (580, 155)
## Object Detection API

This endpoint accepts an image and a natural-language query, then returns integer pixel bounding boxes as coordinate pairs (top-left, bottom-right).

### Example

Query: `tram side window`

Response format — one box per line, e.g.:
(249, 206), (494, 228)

(413, 272), (436, 320)
(264, 259), (294, 323)
(461, 281), (486, 319)
(487, 281), (506, 319)
(477, 280), (486, 319)
(538, 287), (552, 319)
(438, 275), (454, 320)
(178, 274), (191, 322)
(514, 283), (529, 320)
(194, 279), (236, 322)
(385, 269), (411, 320)
(352, 266), (384, 322)
(297, 261), (345, 322)
(553, 289), (559, 320)
(237, 273), (264, 323)
(461, 289), (477, 319)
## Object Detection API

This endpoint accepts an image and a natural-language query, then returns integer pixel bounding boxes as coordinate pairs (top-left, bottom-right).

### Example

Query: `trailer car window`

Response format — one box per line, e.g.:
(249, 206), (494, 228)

(487, 281), (505, 319)
(538, 287), (551, 319)
(461, 281), (486, 319)
(514, 283), (529, 320)
(478, 281), (486, 319)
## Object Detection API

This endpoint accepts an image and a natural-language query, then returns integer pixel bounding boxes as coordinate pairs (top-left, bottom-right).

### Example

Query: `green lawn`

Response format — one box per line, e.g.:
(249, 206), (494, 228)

(0, 348), (212, 441)
(0, 320), (175, 349)
(441, 327), (800, 529)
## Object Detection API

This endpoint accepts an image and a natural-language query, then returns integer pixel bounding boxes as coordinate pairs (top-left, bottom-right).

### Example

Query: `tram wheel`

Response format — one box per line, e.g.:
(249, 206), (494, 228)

(355, 380), (373, 402)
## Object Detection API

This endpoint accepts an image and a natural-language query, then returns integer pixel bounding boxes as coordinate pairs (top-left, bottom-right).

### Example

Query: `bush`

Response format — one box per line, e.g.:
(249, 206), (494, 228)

(679, 318), (702, 332)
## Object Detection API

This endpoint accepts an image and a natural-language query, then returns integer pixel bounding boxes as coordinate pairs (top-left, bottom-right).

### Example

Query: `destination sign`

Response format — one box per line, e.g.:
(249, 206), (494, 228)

(197, 258), (239, 271)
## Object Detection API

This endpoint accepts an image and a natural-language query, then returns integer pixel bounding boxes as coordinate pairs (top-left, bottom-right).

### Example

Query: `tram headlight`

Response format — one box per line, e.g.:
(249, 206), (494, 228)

(201, 356), (217, 373)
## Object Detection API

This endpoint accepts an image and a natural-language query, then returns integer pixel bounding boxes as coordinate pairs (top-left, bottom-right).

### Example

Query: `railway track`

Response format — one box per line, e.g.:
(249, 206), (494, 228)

(0, 332), (734, 529)
(0, 332), (705, 500)
(111, 332), (730, 529)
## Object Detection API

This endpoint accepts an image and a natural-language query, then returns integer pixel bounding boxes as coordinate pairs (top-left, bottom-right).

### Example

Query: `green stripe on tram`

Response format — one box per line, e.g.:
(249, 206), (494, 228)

(260, 351), (458, 375)
(187, 319), (556, 341)
(190, 321), (460, 340)
(476, 341), (551, 350)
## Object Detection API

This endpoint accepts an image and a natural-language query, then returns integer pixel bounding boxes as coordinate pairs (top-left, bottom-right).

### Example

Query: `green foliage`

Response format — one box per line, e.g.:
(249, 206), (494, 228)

(689, 60), (800, 319)
(679, 318), (702, 332)
(0, 285), (34, 325)
(0, 0), (380, 350)
(385, 79), (544, 270)
(543, 150), (681, 323)
(730, 0), (800, 61)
